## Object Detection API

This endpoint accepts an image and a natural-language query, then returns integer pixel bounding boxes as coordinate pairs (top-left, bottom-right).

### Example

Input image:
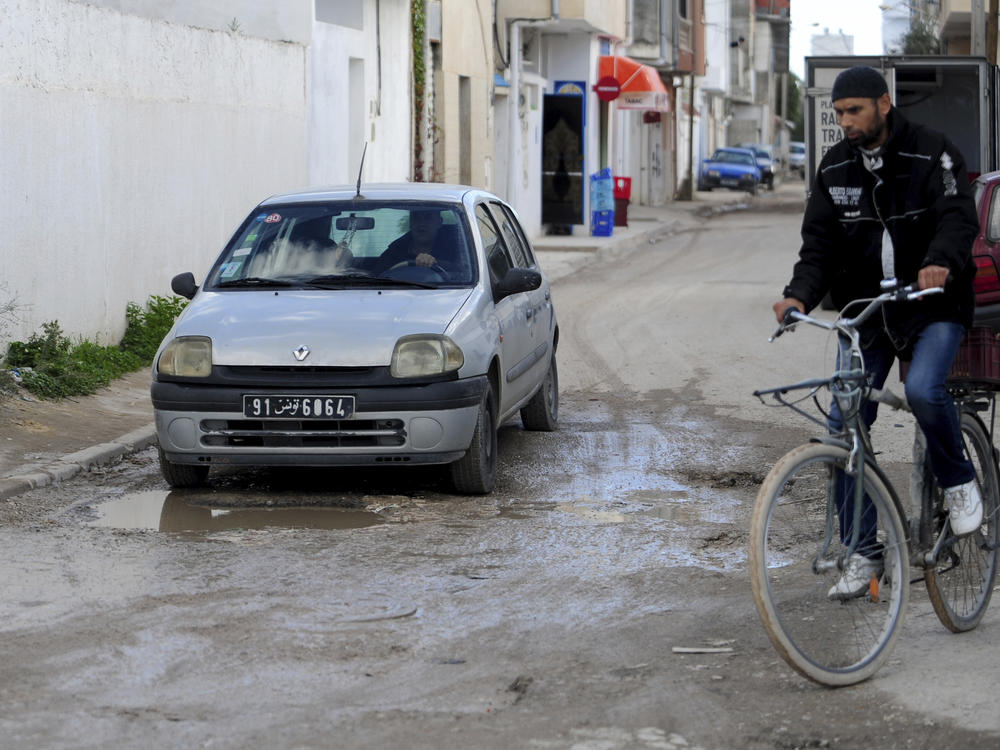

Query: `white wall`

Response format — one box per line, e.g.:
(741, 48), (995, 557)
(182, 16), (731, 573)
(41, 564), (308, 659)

(702, 0), (730, 94)
(308, 0), (413, 186)
(1, 0), (309, 346)
(68, 0), (312, 43)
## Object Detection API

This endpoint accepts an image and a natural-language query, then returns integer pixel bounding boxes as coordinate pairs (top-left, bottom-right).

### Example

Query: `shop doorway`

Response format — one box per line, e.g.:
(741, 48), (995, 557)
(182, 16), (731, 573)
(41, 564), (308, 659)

(541, 93), (585, 229)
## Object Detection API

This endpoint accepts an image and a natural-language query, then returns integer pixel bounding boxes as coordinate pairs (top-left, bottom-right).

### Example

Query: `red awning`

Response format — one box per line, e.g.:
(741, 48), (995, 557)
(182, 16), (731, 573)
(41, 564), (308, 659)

(597, 55), (670, 112)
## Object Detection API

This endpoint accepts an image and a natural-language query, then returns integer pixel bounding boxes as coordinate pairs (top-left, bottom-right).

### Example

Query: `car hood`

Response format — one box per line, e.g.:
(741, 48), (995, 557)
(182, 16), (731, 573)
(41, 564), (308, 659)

(170, 288), (475, 366)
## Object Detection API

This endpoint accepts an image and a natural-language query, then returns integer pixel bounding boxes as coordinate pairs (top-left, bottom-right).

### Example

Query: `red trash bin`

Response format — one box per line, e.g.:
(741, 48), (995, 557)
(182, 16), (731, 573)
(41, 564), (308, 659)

(613, 177), (632, 199)
(613, 177), (631, 226)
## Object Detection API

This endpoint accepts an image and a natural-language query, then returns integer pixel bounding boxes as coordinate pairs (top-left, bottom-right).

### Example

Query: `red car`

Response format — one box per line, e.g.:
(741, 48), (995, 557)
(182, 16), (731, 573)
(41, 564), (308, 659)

(972, 170), (1000, 326)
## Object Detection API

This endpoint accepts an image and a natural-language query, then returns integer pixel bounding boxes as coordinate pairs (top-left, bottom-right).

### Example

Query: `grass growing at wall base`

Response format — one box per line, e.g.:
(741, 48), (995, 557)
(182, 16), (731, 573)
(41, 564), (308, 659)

(3, 295), (187, 400)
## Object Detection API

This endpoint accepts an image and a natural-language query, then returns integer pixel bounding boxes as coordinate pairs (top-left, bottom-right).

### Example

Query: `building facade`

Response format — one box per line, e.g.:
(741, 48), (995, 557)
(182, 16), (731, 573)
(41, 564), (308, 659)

(2, 0), (790, 348)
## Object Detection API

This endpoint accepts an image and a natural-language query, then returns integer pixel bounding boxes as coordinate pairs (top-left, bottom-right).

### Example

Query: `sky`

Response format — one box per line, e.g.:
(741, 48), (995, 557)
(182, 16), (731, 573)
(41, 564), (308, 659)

(788, 0), (888, 80)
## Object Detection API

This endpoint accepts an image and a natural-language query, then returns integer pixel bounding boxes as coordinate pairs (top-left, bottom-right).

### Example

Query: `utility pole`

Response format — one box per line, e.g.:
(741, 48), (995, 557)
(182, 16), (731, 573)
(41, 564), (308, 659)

(678, 2), (699, 201)
(989, 0), (999, 65)
(973, 0), (986, 57)
(677, 70), (695, 200)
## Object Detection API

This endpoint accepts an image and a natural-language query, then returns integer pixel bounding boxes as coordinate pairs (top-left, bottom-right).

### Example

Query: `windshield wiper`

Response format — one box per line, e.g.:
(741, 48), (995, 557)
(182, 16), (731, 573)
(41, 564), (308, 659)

(304, 274), (436, 290)
(302, 271), (374, 288)
(368, 276), (437, 289)
(215, 276), (294, 288)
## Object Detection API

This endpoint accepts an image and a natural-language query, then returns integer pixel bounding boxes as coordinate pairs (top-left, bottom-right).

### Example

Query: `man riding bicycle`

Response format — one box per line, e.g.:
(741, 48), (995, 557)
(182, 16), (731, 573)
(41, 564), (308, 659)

(771, 66), (982, 599)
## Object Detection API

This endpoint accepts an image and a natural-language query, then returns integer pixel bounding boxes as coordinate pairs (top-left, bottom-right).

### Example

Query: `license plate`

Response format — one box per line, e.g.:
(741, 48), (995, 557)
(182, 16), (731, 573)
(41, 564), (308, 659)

(243, 395), (355, 419)
(721, 178), (738, 186)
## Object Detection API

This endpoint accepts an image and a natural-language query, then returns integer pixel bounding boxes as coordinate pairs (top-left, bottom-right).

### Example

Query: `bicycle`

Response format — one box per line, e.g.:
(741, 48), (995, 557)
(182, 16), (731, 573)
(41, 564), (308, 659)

(749, 282), (1000, 686)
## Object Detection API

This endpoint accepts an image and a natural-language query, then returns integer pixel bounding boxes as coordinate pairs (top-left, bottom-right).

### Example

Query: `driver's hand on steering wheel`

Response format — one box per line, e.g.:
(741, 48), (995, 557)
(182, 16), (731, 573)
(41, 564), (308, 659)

(414, 252), (436, 267)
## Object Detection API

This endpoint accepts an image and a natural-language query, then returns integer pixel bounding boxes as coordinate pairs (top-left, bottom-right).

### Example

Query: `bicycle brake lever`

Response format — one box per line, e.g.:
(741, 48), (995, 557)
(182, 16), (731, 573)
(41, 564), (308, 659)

(769, 309), (800, 342)
(769, 323), (796, 342)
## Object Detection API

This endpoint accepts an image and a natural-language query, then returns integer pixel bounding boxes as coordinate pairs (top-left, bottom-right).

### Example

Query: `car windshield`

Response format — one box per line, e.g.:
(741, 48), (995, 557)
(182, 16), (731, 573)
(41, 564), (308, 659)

(712, 150), (755, 166)
(206, 201), (477, 289)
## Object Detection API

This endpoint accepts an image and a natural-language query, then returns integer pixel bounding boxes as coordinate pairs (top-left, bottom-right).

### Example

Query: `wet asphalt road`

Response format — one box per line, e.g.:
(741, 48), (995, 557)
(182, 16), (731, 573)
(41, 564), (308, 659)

(2, 196), (999, 749)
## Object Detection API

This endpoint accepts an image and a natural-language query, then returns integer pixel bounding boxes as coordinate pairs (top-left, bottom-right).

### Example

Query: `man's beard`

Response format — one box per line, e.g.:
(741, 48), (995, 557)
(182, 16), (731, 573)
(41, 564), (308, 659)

(848, 110), (887, 149)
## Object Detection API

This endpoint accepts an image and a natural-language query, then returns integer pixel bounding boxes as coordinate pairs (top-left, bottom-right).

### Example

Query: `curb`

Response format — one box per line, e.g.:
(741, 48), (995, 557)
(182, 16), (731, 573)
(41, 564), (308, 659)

(0, 424), (157, 501)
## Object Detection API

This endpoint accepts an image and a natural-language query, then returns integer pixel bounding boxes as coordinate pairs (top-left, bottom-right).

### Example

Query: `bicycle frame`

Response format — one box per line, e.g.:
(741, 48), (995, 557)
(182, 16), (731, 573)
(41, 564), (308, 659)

(756, 282), (944, 570)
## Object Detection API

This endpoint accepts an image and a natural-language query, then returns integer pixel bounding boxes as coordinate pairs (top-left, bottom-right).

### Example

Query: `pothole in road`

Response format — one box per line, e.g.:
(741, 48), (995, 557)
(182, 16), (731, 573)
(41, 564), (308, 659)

(82, 490), (385, 533)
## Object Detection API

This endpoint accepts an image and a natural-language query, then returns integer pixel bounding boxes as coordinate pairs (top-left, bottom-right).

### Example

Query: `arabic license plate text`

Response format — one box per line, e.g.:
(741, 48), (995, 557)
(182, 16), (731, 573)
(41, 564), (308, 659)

(243, 395), (355, 419)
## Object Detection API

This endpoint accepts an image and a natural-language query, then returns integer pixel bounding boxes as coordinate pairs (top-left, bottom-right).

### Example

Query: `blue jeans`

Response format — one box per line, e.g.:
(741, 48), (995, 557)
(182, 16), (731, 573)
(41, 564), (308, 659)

(828, 322), (974, 557)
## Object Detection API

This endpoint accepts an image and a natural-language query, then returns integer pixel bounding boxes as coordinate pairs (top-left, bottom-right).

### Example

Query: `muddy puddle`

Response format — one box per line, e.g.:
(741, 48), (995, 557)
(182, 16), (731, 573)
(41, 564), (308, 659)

(83, 490), (384, 533)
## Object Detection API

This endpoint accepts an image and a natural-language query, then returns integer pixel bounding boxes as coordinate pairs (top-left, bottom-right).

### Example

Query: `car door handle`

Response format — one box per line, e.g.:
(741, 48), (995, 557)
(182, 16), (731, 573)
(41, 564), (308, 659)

(526, 308), (533, 319)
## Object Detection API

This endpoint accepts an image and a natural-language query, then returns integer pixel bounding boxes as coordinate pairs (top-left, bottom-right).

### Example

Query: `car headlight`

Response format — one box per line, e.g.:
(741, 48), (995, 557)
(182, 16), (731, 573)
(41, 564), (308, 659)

(390, 334), (464, 378)
(707, 170), (720, 177)
(157, 336), (212, 377)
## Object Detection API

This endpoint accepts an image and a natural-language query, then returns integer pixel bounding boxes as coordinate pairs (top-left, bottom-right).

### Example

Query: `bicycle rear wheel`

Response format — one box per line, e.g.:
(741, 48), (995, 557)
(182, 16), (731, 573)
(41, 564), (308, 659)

(924, 411), (1000, 632)
(750, 442), (910, 686)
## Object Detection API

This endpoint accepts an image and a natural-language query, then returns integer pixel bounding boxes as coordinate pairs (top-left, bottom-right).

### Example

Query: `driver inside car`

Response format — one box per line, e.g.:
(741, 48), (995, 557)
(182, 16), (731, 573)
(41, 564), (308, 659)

(374, 208), (459, 277)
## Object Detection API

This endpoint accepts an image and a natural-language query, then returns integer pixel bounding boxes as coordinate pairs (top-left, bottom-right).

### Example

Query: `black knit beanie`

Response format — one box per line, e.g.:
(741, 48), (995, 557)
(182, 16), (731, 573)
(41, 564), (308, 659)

(830, 66), (889, 102)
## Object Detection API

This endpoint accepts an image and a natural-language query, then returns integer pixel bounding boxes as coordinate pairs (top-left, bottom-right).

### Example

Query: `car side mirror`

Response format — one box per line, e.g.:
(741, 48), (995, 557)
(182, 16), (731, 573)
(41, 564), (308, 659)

(495, 268), (541, 300)
(171, 272), (199, 300)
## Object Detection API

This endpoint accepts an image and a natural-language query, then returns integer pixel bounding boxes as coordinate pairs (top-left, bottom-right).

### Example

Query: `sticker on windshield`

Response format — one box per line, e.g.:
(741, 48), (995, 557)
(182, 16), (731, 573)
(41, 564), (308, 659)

(253, 213), (267, 222)
(233, 248), (250, 257)
(220, 261), (242, 277)
(264, 213), (282, 223)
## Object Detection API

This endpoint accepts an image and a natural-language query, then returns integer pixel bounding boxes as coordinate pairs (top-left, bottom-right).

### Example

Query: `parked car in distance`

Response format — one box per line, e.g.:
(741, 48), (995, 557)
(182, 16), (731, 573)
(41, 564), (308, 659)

(789, 141), (806, 179)
(739, 143), (776, 189)
(971, 170), (1000, 327)
(151, 183), (559, 495)
(698, 147), (761, 195)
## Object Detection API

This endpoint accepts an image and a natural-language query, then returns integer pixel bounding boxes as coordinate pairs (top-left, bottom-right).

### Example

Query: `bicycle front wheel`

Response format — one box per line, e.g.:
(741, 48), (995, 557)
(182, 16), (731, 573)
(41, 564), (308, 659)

(749, 442), (910, 686)
(924, 411), (1000, 632)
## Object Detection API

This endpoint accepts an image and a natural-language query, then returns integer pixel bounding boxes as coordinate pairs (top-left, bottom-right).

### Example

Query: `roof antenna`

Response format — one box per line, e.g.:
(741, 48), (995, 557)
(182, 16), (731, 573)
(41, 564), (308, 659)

(355, 142), (367, 199)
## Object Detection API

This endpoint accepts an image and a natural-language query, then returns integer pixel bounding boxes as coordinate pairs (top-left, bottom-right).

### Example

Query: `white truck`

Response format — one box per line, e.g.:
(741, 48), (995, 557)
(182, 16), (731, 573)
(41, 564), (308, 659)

(804, 55), (1000, 184)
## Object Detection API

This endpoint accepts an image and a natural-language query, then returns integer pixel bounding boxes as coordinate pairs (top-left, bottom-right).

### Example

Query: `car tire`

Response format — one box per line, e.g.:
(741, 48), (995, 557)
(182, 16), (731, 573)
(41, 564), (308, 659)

(520, 354), (559, 431)
(450, 381), (497, 495)
(158, 445), (209, 488)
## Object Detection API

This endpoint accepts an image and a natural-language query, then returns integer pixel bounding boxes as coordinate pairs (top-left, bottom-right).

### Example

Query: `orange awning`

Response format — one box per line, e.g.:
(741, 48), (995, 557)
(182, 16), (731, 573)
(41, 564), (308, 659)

(597, 55), (670, 112)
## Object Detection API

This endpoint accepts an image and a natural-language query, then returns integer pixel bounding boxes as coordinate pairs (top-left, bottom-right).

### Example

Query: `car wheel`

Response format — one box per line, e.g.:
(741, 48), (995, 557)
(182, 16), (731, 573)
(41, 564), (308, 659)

(450, 381), (497, 494)
(747, 182), (758, 197)
(520, 354), (559, 431)
(158, 445), (209, 488)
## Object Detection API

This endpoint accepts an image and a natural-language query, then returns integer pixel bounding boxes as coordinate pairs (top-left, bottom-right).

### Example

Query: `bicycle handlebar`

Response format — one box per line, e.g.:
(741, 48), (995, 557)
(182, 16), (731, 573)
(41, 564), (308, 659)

(769, 283), (944, 342)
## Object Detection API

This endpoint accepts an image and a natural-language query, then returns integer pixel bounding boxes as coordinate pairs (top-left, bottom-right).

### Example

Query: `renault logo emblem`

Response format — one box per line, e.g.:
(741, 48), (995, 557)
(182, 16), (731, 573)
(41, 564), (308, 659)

(293, 345), (310, 361)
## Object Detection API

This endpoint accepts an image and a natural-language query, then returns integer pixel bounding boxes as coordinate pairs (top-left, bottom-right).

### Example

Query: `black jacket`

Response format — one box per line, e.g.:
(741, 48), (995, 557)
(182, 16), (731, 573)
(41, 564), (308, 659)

(783, 107), (978, 350)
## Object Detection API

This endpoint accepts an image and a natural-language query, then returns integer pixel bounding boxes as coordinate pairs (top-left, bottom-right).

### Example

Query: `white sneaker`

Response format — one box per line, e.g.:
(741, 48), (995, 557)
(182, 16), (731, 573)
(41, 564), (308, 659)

(827, 553), (884, 600)
(944, 479), (983, 537)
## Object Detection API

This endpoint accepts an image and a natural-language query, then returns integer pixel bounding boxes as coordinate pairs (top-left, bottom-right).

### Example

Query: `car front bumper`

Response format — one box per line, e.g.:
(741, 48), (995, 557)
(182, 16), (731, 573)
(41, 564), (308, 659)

(701, 173), (757, 190)
(152, 375), (486, 467)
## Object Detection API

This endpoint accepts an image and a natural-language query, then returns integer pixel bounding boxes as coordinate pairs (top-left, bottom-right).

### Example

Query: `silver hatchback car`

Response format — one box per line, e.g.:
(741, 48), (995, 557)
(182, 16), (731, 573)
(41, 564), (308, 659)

(151, 183), (558, 494)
